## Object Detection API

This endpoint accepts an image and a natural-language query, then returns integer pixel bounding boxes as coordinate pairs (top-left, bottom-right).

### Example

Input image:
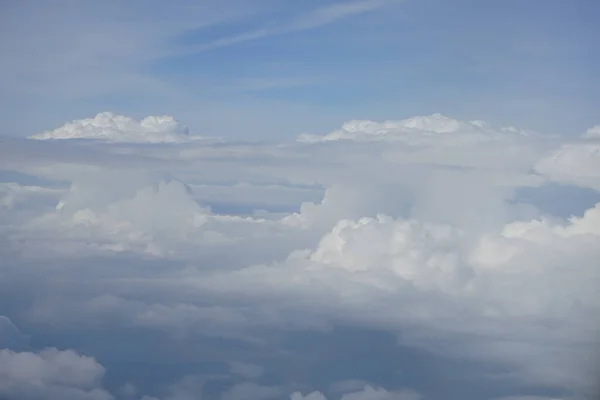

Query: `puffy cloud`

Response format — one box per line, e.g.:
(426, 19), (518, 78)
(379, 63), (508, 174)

(583, 125), (600, 138)
(0, 348), (114, 400)
(1, 111), (599, 399)
(188, 200), (599, 393)
(29, 112), (194, 143)
(297, 113), (536, 143)
(535, 142), (600, 191)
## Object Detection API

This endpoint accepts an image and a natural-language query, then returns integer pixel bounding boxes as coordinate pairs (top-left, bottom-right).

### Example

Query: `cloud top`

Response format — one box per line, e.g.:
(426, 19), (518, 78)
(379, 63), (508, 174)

(29, 112), (193, 143)
(297, 113), (536, 143)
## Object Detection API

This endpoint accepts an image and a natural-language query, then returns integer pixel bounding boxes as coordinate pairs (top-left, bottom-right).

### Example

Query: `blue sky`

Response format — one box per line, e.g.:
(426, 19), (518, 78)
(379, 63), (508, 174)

(1, 0), (598, 138)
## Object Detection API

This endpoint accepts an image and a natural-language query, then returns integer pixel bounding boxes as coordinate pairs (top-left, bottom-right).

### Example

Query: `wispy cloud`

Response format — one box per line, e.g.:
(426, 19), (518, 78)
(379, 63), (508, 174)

(186, 0), (397, 53)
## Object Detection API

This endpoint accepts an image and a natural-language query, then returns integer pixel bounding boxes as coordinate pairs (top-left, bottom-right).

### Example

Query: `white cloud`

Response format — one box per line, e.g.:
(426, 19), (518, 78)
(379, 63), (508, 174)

(583, 125), (600, 138)
(297, 113), (537, 143)
(0, 348), (114, 400)
(534, 142), (600, 191)
(188, 0), (396, 53)
(1, 111), (599, 399)
(29, 112), (194, 143)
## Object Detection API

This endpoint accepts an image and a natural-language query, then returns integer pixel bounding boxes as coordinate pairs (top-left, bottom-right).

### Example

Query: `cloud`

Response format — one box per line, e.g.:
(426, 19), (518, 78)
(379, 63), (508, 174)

(339, 385), (420, 400)
(229, 362), (264, 380)
(220, 382), (283, 400)
(290, 391), (327, 400)
(297, 113), (537, 143)
(535, 142), (600, 191)
(1, 111), (599, 399)
(0, 315), (29, 350)
(583, 125), (600, 138)
(189, 0), (396, 52)
(29, 112), (194, 143)
(0, 348), (114, 400)
(289, 386), (419, 400)
(286, 0), (394, 31)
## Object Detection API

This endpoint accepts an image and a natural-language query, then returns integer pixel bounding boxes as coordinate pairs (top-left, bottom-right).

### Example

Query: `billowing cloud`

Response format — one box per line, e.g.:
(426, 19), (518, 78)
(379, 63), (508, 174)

(0, 348), (114, 400)
(29, 112), (194, 143)
(297, 113), (537, 143)
(1, 111), (598, 400)
(534, 142), (600, 191)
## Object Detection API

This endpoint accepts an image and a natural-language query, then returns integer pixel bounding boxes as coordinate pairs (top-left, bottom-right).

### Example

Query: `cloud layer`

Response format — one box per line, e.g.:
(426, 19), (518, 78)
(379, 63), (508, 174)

(29, 112), (194, 143)
(1, 112), (599, 400)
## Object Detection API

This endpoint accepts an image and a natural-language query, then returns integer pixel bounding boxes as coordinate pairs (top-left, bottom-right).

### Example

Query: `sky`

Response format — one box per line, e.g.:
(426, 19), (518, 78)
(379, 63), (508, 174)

(1, 1), (600, 400)
(1, 0), (599, 139)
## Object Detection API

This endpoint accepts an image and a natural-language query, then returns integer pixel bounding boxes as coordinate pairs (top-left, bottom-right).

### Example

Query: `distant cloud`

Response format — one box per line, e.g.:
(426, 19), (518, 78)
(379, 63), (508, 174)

(1, 111), (598, 399)
(229, 362), (264, 380)
(29, 112), (193, 143)
(0, 348), (114, 400)
(297, 113), (536, 143)
(220, 382), (283, 400)
(583, 125), (600, 138)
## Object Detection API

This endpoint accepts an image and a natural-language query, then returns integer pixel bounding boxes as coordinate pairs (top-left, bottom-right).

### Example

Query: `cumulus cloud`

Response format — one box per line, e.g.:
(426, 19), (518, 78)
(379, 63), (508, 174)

(297, 113), (537, 143)
(583, 125), (600, 138)
(29, 112), (195, 143)
(0, 348), (114, 400)
(534, 142), (600, 191)
(1, 111), (599, 399)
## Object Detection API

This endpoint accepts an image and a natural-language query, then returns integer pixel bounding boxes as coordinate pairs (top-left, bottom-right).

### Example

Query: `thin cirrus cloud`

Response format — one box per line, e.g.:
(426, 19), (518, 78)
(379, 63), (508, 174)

(182, 0), (398, 53)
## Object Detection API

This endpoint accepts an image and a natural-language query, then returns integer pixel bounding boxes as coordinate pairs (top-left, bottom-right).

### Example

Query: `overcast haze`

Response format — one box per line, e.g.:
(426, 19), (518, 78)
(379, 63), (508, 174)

(0, 1), (599, 400)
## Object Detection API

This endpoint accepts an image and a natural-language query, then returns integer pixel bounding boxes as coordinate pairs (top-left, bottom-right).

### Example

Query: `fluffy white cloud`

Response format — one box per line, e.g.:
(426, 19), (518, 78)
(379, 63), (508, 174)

(297, 113), (537, 143)
(29, 112), (195, 143)
(2, 111), (599, 399)
(0, 348), (114, 400)
(535, 142), (600, 191)
(583, 125), (600, 138)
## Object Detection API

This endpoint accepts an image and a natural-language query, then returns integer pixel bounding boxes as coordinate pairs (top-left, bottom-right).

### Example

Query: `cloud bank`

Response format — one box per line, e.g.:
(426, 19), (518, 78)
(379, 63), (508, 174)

(0, 112), (598, 400)
(29, 112), (194, 143)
